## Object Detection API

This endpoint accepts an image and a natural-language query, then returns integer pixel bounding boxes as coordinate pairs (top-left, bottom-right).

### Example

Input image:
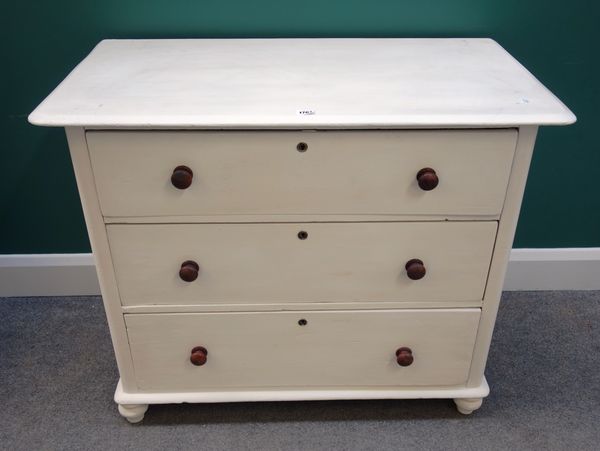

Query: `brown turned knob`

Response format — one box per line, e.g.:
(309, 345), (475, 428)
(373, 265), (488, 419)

(171, 165), (193, 189)
(416, 167), (439, 191)
(396, 347), (414, 367)
(405, 258), (426, 280)
(179, 260), (199, 282)
(190, 346), (208, 366)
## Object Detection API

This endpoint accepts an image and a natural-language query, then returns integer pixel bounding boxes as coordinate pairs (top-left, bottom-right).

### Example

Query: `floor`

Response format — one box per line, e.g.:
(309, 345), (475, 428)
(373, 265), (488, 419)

(0, 292), (598, 451)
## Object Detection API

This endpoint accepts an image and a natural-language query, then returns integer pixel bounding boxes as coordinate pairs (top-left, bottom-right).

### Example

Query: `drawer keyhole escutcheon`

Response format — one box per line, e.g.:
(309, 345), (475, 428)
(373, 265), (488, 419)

(179, 260), (200, 282)
(405, 259), (426, 280)
(298, 319), (308, 326)
(171, 165), (194, 189)
(190, 346), (208, 366)
(297, 231), (308, 240)
(416, 167), (439, 191)
(296, 142), (308, 152)
(395, 347), (414, 366)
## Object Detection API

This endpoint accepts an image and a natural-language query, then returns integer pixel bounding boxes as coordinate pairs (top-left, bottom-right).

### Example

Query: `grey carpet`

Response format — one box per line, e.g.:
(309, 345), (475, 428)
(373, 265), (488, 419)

(0, 292), (598, 451)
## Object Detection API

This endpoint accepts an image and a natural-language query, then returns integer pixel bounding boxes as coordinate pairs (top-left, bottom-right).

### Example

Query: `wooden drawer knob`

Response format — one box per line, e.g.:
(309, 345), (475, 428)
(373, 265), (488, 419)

(405, 258), (426, 280)
(171, 165), (193, 189)
(190, 346), (208, 366)
(396, 347), (414, 366)
(179, 260), (200, 282)
(416, 167), (439, 191)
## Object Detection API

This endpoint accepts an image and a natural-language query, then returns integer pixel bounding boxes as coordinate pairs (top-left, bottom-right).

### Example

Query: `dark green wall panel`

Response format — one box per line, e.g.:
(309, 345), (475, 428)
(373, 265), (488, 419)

(1, 0), (597, 253)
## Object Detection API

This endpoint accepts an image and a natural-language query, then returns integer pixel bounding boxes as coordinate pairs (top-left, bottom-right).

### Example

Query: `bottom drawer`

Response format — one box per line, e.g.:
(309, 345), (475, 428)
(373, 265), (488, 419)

(125, 309), (480, 391)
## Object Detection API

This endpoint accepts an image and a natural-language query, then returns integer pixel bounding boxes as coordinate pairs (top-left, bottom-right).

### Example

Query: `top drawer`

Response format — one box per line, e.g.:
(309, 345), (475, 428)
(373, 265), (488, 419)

(87, 130), (516, 218)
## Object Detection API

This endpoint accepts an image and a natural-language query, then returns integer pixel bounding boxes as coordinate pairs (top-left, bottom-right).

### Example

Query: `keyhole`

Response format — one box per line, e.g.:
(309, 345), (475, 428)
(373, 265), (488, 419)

(296, 142), (308, 152)
(298, 231), (308, 240)
(298, 319), (308, 326)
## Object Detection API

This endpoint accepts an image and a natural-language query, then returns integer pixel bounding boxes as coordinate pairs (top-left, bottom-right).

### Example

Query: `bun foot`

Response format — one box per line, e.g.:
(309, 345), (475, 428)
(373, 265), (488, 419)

(118, 403), (149, 423)
(453, 397), (483, 415)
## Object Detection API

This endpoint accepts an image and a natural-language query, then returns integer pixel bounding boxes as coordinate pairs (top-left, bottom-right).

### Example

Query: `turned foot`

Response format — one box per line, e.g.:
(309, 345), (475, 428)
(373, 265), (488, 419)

(118, 403), (149, 423)
(453, 397), (483, 415)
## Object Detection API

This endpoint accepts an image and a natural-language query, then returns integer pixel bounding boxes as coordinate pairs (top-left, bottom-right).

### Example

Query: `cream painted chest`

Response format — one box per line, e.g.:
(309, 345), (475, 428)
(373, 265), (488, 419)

(29, 38), (574, 422)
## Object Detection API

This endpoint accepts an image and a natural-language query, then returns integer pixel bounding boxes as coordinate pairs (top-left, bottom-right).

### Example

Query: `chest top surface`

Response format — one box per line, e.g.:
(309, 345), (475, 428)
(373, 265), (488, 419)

(29, 38), (575, 129)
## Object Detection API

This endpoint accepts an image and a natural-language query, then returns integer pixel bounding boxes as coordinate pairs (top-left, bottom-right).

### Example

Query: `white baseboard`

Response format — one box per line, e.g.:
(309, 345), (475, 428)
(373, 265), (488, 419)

(504, 248), (600, 291)
(1, 249), (599, 297)
(0, 254), (100, 297)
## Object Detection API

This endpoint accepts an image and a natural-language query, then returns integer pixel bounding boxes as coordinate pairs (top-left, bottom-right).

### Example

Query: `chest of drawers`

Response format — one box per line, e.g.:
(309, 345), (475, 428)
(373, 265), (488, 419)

(29, 38), (574, 422)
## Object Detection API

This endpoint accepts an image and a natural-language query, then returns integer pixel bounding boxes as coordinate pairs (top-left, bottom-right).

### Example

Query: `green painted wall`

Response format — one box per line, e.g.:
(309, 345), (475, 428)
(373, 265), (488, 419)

(1, 0), (597, 253)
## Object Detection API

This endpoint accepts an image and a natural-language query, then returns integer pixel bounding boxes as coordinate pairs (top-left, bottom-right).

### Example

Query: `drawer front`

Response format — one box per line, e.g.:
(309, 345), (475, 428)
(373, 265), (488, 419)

(125, 309), (481, 391)
(108, 222), (496, 306)
(88, 130), (516, 217)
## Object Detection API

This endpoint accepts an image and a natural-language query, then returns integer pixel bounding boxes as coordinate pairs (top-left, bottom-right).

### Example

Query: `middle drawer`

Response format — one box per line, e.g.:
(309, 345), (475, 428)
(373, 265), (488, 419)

(107, 221), (496, 307)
